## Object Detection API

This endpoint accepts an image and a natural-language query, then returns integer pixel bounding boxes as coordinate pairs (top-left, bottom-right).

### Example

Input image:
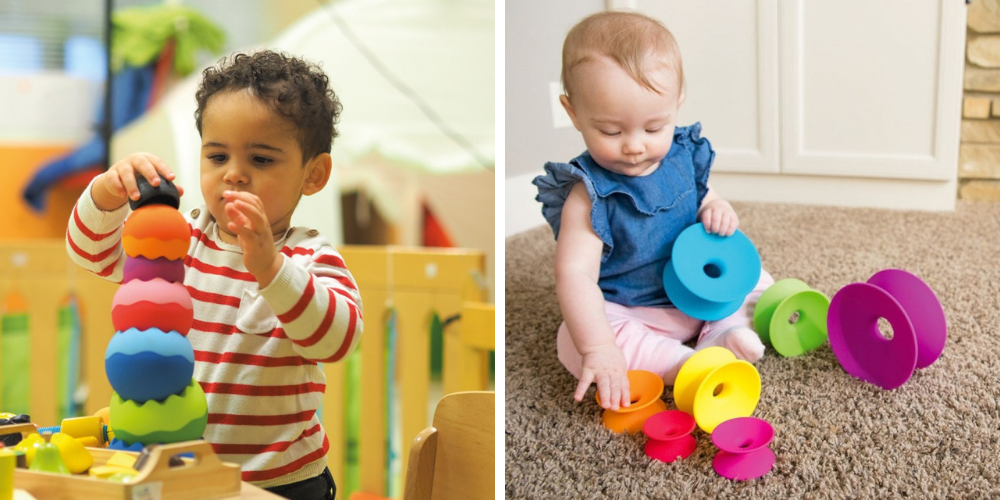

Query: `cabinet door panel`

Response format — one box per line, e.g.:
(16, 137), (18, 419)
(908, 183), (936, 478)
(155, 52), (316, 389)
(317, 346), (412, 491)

(780, 0), (965, 180)
(636, 0), (779, 173)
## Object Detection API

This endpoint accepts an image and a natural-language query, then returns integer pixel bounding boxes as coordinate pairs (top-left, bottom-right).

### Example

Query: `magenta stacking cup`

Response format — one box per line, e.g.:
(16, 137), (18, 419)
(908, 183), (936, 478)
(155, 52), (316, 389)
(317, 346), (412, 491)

(711, 417), (775, 481)
(123, 256), (186, 283)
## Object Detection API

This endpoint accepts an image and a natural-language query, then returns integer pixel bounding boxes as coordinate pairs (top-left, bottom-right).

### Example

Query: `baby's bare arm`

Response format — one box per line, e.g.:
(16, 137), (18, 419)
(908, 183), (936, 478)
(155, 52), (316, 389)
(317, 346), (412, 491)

(556, 182), (630, 410)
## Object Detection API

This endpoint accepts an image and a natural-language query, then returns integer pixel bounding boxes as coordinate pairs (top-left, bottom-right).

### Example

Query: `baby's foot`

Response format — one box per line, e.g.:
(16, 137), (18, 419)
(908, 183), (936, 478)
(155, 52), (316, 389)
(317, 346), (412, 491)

(698, 327), (765, 363)
(723, 327), (765, 363)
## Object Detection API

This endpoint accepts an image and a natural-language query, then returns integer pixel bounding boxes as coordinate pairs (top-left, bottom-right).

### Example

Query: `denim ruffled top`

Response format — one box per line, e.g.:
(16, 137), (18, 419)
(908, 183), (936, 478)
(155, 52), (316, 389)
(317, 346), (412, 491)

(533, 123), (714, 308)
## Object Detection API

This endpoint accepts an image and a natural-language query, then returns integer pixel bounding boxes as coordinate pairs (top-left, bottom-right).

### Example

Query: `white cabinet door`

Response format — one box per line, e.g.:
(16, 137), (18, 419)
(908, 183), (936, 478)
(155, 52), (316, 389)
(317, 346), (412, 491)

(633, 0), (780, 174)
(616, 0), (966, 210)
(780, 0), (966, 181)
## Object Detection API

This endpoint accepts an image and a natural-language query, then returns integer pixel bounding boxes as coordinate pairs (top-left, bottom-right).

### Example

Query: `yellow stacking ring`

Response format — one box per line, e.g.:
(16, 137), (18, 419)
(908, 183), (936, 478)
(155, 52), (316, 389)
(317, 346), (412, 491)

(691, 361), (761, 433)
(673, 347), (736, 415)
(673, 346), (761, 433)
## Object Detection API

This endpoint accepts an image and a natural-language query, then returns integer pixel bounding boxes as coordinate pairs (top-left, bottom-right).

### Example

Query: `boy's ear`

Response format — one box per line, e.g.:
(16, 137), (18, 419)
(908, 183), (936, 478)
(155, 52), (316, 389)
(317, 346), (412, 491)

(559, 94), (583, 132)
(302, 153), (332, 196)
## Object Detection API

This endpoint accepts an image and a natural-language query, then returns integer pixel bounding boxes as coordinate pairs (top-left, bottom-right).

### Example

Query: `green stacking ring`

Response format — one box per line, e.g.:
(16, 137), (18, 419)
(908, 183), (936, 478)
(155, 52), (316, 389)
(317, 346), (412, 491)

(110, 378), (208, 445)
(753, 279), (830, 357)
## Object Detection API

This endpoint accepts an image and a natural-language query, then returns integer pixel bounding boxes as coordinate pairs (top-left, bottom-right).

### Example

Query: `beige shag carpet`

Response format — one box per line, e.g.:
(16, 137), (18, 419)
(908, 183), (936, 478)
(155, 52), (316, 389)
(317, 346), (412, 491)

(505, 200), (1000, 499)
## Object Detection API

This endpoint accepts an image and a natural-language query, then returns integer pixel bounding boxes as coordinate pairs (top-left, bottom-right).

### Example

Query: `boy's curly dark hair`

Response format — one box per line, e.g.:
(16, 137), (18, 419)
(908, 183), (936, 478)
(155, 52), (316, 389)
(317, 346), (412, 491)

(194, 50), (343, 162)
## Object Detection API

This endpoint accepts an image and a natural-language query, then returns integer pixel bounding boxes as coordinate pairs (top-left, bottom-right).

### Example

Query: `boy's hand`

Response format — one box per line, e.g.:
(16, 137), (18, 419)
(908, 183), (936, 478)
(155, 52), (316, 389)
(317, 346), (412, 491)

(699, 197), (739, 236)
(575, 343), (631, 411)
(93, 153), (184, 211)
(223, 190), (283, 288)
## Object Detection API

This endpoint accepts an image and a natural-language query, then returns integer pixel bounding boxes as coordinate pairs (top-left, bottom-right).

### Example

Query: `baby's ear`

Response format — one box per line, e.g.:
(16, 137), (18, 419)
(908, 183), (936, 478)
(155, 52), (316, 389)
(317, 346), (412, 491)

(302, 153), (332, 196)
(559, 94), (582, 132)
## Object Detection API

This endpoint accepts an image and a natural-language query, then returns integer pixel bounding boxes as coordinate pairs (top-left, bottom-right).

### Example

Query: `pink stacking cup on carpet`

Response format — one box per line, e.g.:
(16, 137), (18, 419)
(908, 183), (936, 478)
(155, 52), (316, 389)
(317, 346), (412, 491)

(711, 417), (775, 481)
(642, 410), (697, 463)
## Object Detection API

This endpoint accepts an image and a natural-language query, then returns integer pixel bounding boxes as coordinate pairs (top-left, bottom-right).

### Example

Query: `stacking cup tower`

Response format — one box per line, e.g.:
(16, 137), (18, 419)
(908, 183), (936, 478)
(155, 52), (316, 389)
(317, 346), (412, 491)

(105, 176), (207, 450)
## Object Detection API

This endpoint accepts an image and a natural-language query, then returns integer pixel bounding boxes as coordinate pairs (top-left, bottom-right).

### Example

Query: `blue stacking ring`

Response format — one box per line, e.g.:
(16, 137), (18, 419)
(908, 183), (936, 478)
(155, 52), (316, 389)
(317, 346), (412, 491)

(662, 223), (762, 321)
(105, 327), (195, 403)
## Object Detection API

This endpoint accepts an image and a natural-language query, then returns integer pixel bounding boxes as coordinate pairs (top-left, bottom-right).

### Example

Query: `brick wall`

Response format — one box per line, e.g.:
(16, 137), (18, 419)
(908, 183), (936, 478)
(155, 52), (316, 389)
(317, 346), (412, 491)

(961, 0), (1000, 200)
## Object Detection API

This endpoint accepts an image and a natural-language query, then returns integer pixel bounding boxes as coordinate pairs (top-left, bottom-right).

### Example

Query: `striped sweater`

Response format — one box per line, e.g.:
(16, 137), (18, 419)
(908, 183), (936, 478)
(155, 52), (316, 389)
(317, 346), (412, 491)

(66, 182), (363, 488)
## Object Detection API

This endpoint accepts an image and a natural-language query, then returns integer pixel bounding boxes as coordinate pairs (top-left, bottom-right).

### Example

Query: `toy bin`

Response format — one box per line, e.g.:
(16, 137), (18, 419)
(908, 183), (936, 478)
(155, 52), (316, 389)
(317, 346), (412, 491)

(3, 423), (242, 500)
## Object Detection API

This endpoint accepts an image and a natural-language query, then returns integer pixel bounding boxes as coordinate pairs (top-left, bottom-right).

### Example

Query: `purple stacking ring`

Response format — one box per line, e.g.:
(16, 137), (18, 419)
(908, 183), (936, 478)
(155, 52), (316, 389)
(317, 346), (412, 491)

(827, 269), (947, 390)
(123, 256), (186, 284)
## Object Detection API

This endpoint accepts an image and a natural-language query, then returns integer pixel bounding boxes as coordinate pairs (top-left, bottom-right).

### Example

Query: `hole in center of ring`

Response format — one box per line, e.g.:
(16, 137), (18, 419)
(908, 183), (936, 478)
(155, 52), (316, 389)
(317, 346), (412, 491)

(788, 311), (801, 324)
(877, 317), (894, 340)
(739, 439), (753, 448)
(713, 384), (724, 397)
(704, 262), (723, 279)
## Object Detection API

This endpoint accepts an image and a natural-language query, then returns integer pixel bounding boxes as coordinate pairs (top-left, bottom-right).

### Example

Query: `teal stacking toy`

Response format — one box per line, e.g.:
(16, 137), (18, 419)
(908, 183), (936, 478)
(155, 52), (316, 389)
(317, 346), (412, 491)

(106, 178), (205, 449)
(105, 327), (195, 402)
(753, 279), (830, 356)
(662, 223), (762, 321)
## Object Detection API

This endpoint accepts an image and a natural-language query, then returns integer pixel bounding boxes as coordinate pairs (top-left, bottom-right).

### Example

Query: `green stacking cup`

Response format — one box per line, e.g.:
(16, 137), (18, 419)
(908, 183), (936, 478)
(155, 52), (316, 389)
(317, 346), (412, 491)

(753, 279), (830, 356)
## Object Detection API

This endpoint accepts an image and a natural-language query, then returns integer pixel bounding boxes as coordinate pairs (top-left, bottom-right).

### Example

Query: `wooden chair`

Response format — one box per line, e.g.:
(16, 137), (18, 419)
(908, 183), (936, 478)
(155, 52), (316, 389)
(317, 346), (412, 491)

(403, 391), (494, 500)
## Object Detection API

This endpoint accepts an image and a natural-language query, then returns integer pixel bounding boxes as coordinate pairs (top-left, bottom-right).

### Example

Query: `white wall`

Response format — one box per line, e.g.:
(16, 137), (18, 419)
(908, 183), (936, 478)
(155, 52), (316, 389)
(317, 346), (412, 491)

(505, 0), (603, 236)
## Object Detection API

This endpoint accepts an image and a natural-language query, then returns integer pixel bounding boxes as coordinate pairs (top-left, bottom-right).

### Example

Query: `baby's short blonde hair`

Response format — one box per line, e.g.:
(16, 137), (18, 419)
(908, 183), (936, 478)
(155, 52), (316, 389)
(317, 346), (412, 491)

(561, 11), (683, 100)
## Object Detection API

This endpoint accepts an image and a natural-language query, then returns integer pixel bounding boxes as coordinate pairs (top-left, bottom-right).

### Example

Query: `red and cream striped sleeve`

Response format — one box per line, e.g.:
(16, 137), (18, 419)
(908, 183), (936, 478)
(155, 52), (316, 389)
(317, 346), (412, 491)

(65, 180), (129, 283)
(259, 234), (363, 363)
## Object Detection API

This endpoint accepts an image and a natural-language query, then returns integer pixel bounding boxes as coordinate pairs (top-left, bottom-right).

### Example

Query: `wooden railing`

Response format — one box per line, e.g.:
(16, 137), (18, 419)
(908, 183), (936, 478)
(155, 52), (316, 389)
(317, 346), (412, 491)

(0, 242), (494, 499)
(325, 246), (493, 497)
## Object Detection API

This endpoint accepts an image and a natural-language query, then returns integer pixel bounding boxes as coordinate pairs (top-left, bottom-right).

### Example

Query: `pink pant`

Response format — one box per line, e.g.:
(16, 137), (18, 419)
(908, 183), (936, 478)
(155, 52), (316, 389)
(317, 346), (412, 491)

(557, 270), (774, 385)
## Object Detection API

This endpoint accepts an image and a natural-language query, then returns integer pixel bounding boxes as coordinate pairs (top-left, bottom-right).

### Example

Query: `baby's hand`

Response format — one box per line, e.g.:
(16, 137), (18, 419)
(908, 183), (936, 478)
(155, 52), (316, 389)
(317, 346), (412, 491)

(699, 197), (739, 237)
(223, 191), (282, 287)
(93, 152), (184, 211)
(575, 343), (631, 411)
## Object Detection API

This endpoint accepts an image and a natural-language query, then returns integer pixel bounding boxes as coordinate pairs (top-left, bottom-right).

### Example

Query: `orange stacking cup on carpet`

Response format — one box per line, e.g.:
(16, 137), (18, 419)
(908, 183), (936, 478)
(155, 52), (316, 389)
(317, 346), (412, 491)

(596, 370), (667, 433)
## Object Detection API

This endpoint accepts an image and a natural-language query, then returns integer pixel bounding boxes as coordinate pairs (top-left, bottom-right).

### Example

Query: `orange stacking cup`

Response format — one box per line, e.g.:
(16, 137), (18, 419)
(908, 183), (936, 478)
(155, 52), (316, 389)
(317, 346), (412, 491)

(122, 205), (191, 260)
(595, 370), (667, 434)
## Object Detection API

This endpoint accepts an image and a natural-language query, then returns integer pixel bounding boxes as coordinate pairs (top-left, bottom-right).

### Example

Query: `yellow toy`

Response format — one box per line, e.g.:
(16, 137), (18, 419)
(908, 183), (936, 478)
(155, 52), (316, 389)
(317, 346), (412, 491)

(105, 451), (137, 469)
(49, 433), (93, 474)
(673, 347), (761, 433)
(0, 446), (15, 500)
(88, 466), (137, 480)
(75, 436), (100, 448)
(13, 434), (42, 466)
(59, 416), (105, 447)
(87, 449), (138, 480)
(94, 407), (111, 426)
